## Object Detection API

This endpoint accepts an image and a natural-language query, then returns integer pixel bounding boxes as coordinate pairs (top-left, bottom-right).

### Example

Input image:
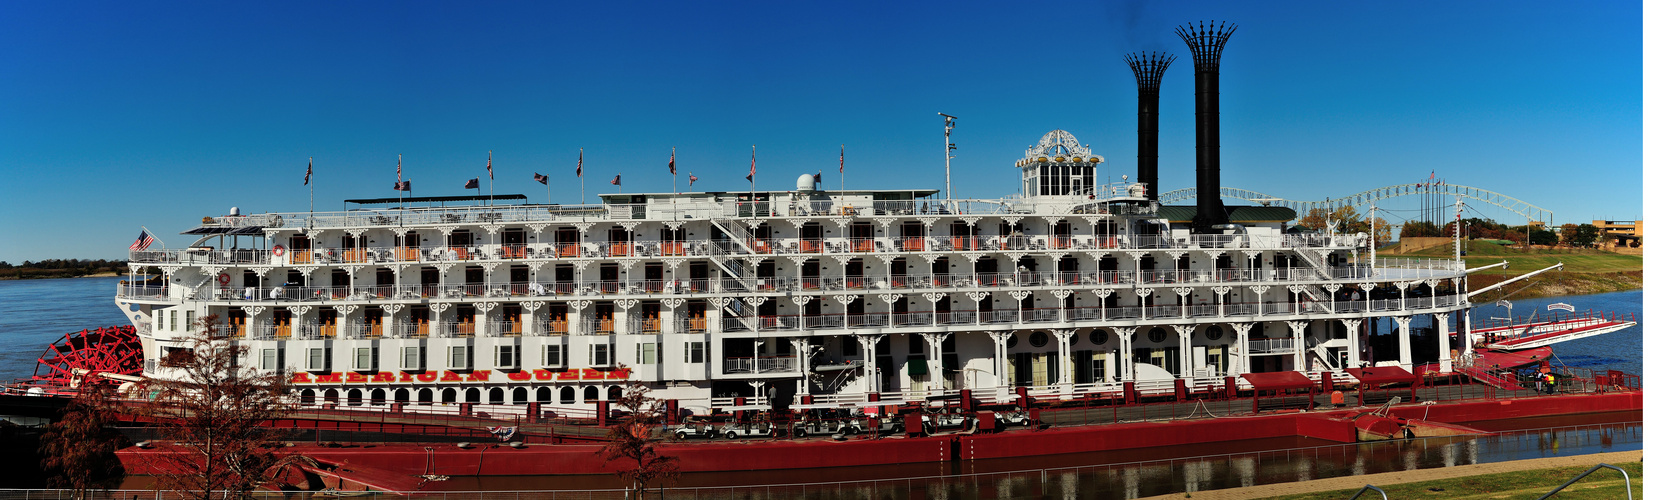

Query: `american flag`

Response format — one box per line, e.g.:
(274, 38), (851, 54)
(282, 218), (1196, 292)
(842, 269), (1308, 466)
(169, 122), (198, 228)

(486, 150), (494, 180)
(576, 148), (583, 177)
(611, 174), (620, 185)
(668, 147), (676, 175)
(839, 144), (844, 174)
(746, 145), (756, 182)
(688, 173), (698, 187)
(397, 154), (403, 183)
(534, 172), (549, 185)
(130, 229), (156, 251)
(304, 157), (312, 186)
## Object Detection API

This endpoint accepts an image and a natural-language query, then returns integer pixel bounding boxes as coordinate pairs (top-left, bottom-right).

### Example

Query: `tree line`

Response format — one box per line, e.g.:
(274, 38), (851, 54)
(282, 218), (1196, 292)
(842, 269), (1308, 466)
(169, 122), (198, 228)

(1295, 208), (1601, 248)
(0, 259), (128, 279)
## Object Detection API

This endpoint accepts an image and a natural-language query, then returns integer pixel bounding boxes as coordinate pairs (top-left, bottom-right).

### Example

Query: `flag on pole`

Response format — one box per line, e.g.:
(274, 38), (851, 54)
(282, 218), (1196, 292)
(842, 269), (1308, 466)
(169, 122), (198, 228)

(839, 144), (844, 174)
(668, 148), (676, 175)
(688, 173), (698, 187)
(611, 174), (621, 185)
(813, 172), (822, 184)
(465, 178), (479, 189)
(486, 151), (494, 180)
(746, 147), (756, 182)
(535, 172), (549, 185)
(304, 157), (312, 185)
(395, 180), (411, 191)
(397, 154), (403, 183)
(576, 149), (584, 177)
(129, 229), (156, 251)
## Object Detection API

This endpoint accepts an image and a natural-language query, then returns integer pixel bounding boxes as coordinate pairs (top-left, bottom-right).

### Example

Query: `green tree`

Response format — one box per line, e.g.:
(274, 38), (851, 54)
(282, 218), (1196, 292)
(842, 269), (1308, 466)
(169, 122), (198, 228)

(1573, 224), (1600, 247)
(144, 315), (309, 500)
(597, 365), (679, 499)
(40, 385), (127, 498)
(1530, 228), (1558, 246)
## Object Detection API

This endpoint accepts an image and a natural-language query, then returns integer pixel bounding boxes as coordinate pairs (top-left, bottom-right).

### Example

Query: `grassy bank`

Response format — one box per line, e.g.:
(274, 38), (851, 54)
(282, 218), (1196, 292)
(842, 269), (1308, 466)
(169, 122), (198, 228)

(1383, 240), (1642, 301)
(1263, 461), (1642, 500)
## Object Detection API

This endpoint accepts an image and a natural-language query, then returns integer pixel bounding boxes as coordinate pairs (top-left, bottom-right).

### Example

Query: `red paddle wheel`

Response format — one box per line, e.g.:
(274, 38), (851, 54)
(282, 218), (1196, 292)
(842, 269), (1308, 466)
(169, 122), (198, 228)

(32, 325), (143, 386)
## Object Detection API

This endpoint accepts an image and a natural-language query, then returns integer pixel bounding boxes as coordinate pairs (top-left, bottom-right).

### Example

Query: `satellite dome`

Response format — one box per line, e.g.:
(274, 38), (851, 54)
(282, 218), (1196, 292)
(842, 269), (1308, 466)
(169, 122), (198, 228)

(796, 174), (816, 192)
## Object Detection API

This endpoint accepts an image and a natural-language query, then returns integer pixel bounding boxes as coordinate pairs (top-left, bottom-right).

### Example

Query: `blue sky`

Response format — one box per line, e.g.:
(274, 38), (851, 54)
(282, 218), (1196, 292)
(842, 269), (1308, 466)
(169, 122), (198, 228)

(0, 1), (1643, 262)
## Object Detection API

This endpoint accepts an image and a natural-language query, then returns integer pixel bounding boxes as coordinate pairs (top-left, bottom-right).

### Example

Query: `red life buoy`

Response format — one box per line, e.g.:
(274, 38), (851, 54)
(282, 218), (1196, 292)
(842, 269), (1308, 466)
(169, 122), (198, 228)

(217, 273), (231, 285)
(273, 245), (287, 256)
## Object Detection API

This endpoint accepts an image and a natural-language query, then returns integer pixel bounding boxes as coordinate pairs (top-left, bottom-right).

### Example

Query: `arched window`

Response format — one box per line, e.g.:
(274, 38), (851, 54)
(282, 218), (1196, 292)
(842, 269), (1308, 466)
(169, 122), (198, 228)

(346, 389), (363, 407)
(583, 386), (599, 402)
(512, 387), (529, 405)
(394, 388), (410, 403)
(535, 387), (551, 404)
(488, 388), (505, 405)
(300, 389), (316, 406)
(323, 389), (340, 405)
(441, 388), (457, 404)
(370, 388), (387, 406)
(418, 388), (433, 405)
(560, 386), (576, 404)
(607, 386), (623, 401)
(465, 388), (482, 403)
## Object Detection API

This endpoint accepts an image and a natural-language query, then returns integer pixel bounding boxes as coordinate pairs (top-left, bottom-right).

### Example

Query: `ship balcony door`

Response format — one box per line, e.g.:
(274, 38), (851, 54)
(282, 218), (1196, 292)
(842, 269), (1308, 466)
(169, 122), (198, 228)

(289, 235), (313, 265)
(412, 307), (431, 337)
(548, 305), (568, 335)
(228, 310), (247, 339)
(557, 227), (580, 257)
(375, 268), (395, 298)
(319, 309), (338, 338)
(400, 232), (420, 261)
(504, 305), (522, 336)
(453, 305), (476, 338)
(274, 310), (293, 339)
(902, 222), (925, 251)
(364, 309), (383, 338)
(502, 229), (527, 259)
(687, 310), (706, 333)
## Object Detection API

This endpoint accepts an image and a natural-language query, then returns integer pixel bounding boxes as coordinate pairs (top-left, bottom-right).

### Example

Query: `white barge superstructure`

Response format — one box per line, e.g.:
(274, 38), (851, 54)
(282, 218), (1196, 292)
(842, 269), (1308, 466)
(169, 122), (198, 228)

(119, 130), (1476, 415)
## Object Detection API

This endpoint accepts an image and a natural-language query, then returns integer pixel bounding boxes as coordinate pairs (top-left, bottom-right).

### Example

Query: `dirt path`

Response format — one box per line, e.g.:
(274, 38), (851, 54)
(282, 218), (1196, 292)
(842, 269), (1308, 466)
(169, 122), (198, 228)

(1138, 450), (1641, 500)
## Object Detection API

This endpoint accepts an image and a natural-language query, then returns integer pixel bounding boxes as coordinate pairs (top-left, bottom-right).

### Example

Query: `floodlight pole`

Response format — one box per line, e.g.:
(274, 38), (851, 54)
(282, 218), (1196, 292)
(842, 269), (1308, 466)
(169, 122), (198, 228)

(940, 112), (957, 213)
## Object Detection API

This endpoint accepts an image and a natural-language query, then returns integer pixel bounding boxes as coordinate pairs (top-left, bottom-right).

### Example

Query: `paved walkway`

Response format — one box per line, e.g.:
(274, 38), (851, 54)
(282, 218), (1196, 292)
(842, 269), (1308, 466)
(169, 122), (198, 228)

(1138, 450), (1642, 500)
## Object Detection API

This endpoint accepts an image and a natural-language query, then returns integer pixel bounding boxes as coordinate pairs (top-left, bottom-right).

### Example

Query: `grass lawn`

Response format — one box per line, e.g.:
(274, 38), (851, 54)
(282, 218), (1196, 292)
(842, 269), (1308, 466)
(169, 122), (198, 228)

(1385, 240), (1641, 275)
(1263, 461), (1642, 500)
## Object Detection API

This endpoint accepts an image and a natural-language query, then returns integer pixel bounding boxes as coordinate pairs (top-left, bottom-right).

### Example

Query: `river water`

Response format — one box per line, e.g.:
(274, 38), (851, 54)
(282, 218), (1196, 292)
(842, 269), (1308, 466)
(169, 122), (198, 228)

(1, 278), (1644, 498)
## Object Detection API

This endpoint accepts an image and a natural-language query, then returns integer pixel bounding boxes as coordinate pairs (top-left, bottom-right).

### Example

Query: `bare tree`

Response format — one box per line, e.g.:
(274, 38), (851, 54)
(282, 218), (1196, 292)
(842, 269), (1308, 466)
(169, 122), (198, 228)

(596, 365), (679, 499)
(39, 384), (126, 499)
(143, 315), (309, 500)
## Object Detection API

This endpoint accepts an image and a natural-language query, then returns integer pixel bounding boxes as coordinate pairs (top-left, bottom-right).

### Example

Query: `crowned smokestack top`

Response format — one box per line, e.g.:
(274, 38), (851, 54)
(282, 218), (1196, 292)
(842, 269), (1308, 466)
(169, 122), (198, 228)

(1125, 51), (1174, 202)
(1177, 20), (1236, 229)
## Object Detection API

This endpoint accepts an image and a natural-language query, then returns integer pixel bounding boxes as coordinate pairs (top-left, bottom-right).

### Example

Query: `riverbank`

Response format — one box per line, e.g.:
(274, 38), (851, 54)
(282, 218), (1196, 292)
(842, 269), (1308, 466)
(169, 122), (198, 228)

(1383, 240), (1642, 301)
(1139, 450), (1642, 500)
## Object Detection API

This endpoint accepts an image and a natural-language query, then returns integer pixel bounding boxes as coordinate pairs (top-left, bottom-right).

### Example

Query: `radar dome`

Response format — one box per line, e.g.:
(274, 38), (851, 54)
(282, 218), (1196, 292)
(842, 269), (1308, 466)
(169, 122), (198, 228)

(796, 174), (816, 192)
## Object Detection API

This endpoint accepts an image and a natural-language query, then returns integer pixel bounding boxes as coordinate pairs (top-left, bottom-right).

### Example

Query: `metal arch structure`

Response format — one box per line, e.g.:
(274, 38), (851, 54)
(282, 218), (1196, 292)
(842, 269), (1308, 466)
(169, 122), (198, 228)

(1158, 183), (1554, 224)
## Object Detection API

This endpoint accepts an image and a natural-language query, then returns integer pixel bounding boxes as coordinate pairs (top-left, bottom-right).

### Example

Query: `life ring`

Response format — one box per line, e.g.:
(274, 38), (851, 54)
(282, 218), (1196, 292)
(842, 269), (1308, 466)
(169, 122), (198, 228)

(217, 273), (231, 285)
(273, 245), (287, 257)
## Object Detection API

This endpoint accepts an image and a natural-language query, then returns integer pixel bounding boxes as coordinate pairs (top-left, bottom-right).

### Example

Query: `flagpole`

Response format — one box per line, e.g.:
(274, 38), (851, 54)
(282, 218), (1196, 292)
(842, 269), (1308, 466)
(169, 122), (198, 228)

(750, 145), (756, 220)
(308, 157), (314, 220)
(488, 150), (495, 206)
(840, 144), (845, 193)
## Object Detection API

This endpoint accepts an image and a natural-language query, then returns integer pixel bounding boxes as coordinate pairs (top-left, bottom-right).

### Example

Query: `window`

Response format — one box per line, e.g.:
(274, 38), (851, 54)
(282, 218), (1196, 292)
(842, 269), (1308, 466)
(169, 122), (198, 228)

(638, 342), (658, 364)
(1147, 328), (1166, 343)
(1029, 332), (1048, 348)
(306, 347), (328, 372)
(402, 346), (423, 370)
(260, 348), (278, 371)
(685, 341), (707, 364)
(591, 343), (614, 366)
(170, 310), (178, 332)
(353, 347), (375, 371)
(185, 311), (195, 332)
(448, 345), (470, 370)
(496, 344), (519, 369)
(1090, 329), (1109, 346)
(544, 344), (566, 368)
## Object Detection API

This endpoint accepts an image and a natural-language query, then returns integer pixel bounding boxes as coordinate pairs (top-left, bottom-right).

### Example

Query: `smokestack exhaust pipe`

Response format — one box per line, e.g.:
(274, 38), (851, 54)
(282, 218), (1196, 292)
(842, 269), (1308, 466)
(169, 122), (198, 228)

(1125, 51), (1174, 202)
(1178, 20), (1236, 229)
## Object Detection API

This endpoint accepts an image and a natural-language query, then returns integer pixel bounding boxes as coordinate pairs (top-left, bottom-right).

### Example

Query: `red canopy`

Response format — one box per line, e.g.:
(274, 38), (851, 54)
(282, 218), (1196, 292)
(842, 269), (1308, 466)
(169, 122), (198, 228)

(1239, 371), (1316, 392)
(1345, 366), (1418, 386)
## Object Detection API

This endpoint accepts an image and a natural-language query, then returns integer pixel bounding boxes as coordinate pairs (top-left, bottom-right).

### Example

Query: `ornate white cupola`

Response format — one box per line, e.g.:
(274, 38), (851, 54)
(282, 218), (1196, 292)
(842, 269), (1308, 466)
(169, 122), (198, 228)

(1015, 130), (1103, 198)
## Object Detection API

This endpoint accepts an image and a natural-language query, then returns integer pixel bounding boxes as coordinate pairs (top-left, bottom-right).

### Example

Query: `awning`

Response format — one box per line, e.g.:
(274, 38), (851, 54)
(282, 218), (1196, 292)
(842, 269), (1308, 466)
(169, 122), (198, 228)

(906, 359), (928, 376)
(1239, 371), (1316, 392)
(1344, 366), (1418, 386)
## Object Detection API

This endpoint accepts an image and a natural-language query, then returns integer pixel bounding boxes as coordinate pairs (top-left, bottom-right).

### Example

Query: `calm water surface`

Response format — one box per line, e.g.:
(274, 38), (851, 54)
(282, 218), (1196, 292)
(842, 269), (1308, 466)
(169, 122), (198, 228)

(0, 276), (129, 380)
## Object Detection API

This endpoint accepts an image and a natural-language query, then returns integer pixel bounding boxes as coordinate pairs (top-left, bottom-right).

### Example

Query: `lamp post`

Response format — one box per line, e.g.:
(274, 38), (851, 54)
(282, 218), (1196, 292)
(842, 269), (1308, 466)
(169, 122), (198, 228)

(939, 113), (957, 212)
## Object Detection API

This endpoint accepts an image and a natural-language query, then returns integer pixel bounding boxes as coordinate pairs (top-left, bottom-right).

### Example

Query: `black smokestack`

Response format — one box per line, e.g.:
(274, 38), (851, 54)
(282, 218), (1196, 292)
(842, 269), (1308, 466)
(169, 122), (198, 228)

(1125, 52), (1174, 202)
(1177, 20), (1236, 229)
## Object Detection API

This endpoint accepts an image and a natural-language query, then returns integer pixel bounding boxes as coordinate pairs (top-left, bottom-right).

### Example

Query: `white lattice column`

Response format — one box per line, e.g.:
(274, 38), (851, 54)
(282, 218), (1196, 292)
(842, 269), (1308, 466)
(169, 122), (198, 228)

(1249, 285), (1270, 316)
(1286, 320), (1308, 371)
(1393, 316), (1414, 370)
(1395, 281), (1410, 310)
(923, 332), (949, 391)
(1135, 288), (1153, 320)
(660, 298), (684, 334)
(1052, 289), (1073, 320)
(988, 330), (1014, 395)
(1113, 327), (1137, 381)
(521, 301), (545, 337)
(1093, 289), (1113, 321)
(1462, 307), (1475, 359)
(1174, 287), (1194, 319)
(858, 334), (883, 394)
(1230, 323), (1254, 376)
(1339, 318), (1363, 368)
(1172, 325), (1197, 379)
(1322, 284), (1342, 313)
(1212, 286), (1231, 317)
(966, 292), (988, 325)
(1050, 329), (1074, 388)
(834, 294), (858, 329)
(791, 338), (812, 396)
(570, 300), (592, 336)
(1434, 312), (1452, 373)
